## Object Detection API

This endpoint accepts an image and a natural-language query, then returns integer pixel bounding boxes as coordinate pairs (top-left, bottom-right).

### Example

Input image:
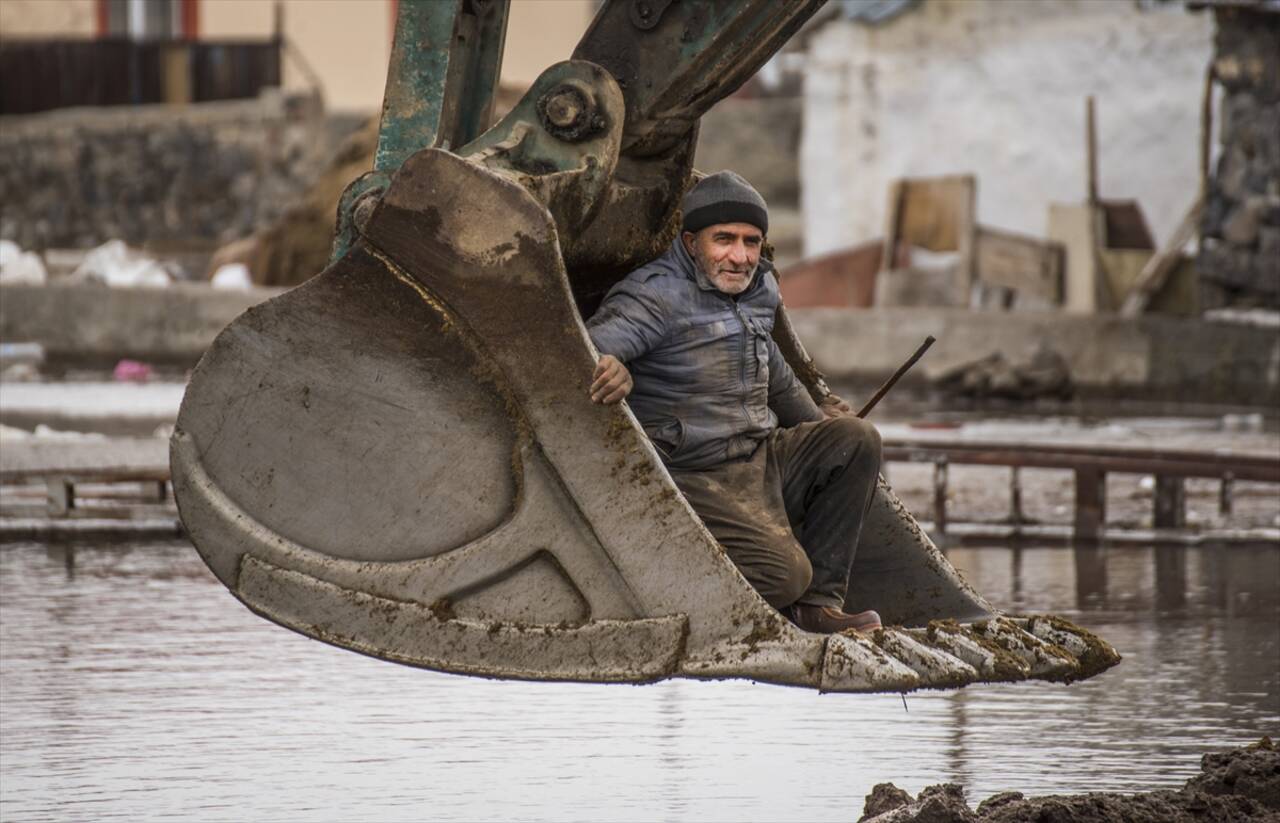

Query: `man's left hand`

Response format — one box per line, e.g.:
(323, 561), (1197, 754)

(819, 393), (854, 419)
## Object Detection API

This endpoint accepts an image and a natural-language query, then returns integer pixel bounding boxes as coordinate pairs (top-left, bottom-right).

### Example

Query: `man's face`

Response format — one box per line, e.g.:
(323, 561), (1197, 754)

(682, 222), (763, 295)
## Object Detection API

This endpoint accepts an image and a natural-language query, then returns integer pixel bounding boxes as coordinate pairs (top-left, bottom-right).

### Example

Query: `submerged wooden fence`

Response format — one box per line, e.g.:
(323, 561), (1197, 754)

(3, 436), (1276, 543)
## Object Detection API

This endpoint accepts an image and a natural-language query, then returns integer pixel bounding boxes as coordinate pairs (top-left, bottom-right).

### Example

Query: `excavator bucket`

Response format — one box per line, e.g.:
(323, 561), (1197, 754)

(171, 0), (1119, 693)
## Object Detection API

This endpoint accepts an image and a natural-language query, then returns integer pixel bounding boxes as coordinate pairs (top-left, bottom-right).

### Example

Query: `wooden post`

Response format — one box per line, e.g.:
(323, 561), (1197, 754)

(1074, 467), (1106, 542)
(46, 477), (73, 517)
(933, 457), (948, 537)
(156, 480), (168, 503)
(1008, 466), (1025, 525)
(1086, 96), (1099, 206)
(1219, 472), (1234, 517)
(1153, 475), (1186, 529)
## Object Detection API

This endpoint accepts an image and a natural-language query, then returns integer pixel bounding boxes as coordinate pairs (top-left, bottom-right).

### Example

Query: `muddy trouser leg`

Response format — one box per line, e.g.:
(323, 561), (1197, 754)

(667, 445), (814, 610)
(769, 417), (882, 609)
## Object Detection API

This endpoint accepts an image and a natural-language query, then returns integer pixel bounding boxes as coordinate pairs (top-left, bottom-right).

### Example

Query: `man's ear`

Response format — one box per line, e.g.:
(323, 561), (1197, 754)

(681, 231), (696, 256)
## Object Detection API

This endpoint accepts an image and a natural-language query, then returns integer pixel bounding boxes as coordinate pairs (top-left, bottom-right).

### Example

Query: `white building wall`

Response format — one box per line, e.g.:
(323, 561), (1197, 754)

(800, 0), (1213, 257)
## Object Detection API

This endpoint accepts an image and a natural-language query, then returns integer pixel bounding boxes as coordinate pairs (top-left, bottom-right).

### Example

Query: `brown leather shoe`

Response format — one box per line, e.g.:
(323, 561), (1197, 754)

(787, 604), (882, 634)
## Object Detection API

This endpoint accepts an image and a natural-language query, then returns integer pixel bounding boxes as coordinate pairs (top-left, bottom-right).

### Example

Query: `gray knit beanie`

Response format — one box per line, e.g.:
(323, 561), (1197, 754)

(681, 170), (768, 236)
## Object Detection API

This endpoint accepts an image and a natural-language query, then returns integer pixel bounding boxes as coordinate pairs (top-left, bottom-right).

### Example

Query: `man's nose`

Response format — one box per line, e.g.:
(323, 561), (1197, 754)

(728, 242), (749, 265)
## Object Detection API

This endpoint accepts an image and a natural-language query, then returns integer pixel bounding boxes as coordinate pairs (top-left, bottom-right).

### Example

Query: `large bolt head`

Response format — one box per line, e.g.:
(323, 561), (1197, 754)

(538, 84), (602, 142)
(544, 91), (583, 129)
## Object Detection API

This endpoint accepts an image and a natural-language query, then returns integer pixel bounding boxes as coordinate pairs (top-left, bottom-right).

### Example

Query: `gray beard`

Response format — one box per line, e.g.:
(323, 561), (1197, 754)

(692, 246), (757, 295)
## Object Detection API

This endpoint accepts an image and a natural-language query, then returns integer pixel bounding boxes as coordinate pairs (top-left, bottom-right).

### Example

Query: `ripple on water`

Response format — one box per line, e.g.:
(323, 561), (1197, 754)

(1, 541), (1277, 821)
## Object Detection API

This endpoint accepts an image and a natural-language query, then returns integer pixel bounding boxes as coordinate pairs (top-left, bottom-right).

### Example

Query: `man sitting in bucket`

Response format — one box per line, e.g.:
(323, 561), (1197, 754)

(585, 171), (883, 634)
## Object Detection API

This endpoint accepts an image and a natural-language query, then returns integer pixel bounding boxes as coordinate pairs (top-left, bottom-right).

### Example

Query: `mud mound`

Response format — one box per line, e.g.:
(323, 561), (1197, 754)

(858, 738), (1280, 823)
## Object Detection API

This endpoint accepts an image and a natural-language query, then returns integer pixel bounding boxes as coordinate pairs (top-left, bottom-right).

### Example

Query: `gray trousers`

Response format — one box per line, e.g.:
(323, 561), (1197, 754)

(667, 416), (882, 610)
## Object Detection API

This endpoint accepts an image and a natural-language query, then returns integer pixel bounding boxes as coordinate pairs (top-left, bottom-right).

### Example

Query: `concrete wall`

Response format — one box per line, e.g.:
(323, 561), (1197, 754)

(3, 282), (1275, 408)
(800, 0), (1213, 258)
(788, 307), (1279, 407)
(0, 0), (96, 37)
(0, 283), (280, 367)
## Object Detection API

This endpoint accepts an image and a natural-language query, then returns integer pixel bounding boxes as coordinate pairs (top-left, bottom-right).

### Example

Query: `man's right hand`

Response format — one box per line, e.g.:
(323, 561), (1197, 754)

(591, 354), (633, 404)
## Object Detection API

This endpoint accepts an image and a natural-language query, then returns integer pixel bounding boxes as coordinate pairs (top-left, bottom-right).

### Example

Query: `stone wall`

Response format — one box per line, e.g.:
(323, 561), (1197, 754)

(1198, 6), (1280, 310)
(0, 92), (363, 256)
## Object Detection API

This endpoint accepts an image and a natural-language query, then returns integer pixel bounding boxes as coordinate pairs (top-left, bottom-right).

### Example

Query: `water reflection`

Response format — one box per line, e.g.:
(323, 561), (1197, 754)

(1073, 544), (1109, 610)
(1, 541), (1277, 821)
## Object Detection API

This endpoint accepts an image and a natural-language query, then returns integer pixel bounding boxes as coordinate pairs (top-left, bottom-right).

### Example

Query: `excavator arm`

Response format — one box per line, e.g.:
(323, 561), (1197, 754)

(170, 0), (1119, 692)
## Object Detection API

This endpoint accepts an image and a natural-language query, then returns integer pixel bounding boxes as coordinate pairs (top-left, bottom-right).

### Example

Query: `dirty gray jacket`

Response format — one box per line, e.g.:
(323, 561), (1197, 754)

(586, 239), (822, 470)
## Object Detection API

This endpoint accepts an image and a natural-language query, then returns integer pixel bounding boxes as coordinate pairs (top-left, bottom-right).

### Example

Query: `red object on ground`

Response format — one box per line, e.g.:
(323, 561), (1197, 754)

(113, 359), (153, 383)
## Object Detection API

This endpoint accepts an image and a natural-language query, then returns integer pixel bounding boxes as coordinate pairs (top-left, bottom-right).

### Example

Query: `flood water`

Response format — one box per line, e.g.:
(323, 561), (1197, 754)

(1, 540), (1276, 821)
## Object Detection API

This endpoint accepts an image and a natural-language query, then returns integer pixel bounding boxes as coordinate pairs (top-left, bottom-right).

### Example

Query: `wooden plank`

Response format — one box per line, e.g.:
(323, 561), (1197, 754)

(879, 174), (977, 307)
(1048, 202), (1105, 314)
(1119, 197), (1203, 317)
(1086, 96), (1099, 206)
(975, 225), (1065, 304)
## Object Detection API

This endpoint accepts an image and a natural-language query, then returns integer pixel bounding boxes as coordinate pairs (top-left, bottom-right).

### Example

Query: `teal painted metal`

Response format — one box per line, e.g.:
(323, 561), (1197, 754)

(329, 170), (391, 263)
(374, 1), (458, 172)
(332, 0), (510, 262)
(374, 0), (510, 172)
(434, 0), (509, 152)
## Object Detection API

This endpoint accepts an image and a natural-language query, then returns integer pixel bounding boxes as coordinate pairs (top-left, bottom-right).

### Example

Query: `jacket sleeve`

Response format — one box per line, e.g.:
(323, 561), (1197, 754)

(585, 279), (670, 363)
(767, 337), (824, 426)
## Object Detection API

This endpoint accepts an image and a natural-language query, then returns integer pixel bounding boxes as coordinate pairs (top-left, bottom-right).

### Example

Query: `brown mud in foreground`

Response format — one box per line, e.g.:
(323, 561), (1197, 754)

(858, 737), (1280, 822)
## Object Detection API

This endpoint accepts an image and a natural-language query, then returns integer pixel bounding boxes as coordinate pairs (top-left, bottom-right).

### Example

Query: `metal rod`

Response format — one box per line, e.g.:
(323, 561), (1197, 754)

(857, 335), (936, 418)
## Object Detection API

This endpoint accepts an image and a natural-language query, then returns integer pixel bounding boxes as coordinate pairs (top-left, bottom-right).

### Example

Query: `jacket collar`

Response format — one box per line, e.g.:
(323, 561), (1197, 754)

(668, 237), (774, 297)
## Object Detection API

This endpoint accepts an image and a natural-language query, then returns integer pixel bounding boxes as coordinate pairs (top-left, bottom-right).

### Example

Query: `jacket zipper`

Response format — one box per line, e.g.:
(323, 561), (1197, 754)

(729, 298), (754, 428)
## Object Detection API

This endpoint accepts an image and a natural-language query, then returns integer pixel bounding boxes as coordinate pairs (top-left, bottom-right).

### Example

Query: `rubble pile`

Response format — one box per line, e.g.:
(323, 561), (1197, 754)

(933, 344), (1074, 402)
(857, 738), (1280, 823)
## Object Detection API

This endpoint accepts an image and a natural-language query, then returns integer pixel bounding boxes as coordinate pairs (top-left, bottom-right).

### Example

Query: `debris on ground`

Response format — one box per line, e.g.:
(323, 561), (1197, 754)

(858, 738), (1280, 822)
(209, 262), (253, 290)
(934, 343), (1073, 402)
(70, 240), (176, 287)
(112, 359), (154, 383)
(0, 239), (48, 285)
(0, 342), (44, 381)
